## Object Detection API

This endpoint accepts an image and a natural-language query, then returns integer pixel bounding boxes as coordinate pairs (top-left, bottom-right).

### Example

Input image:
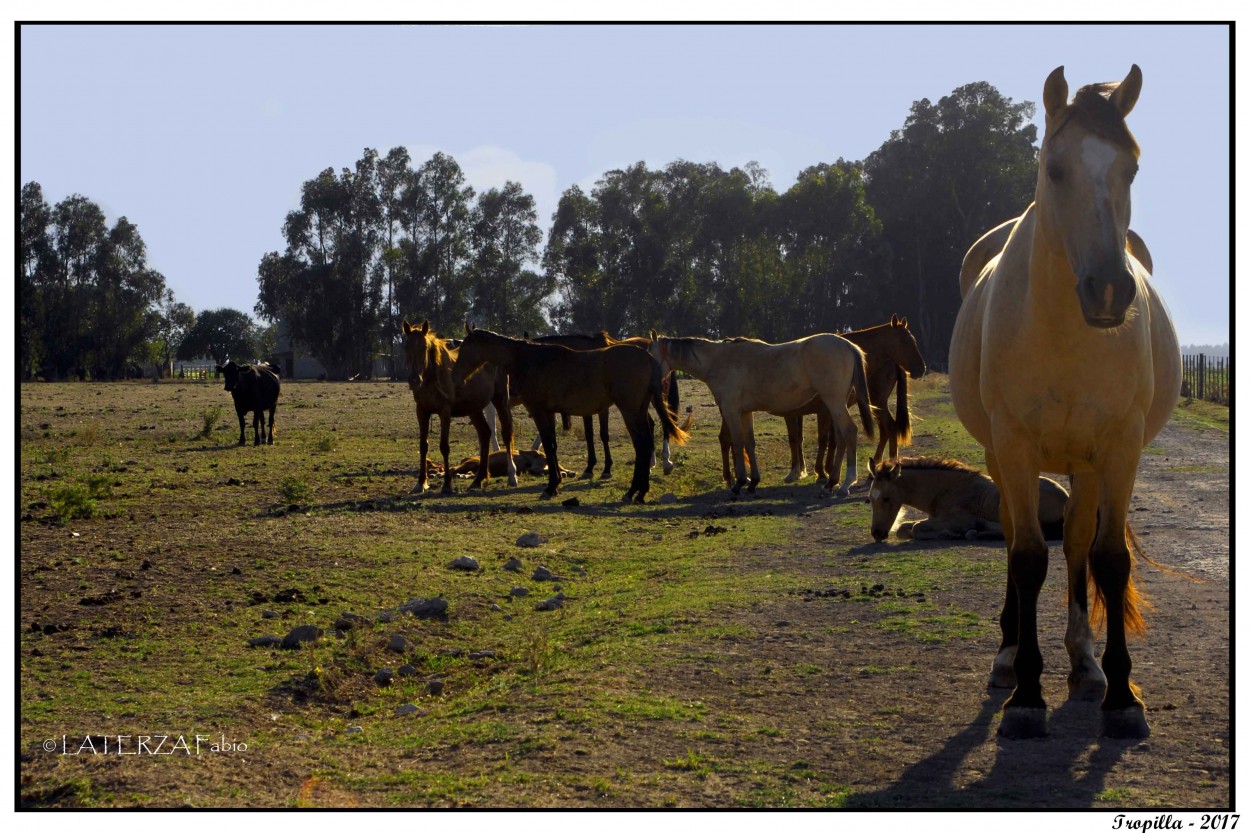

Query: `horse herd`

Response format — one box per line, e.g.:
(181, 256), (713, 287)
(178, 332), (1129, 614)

(220, 67), (1184, 743)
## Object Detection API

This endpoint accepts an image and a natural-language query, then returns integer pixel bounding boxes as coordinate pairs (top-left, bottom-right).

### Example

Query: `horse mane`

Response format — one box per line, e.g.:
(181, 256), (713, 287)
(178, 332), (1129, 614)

(1056, 83), (1140, 155)
(897, 456), (984, 475)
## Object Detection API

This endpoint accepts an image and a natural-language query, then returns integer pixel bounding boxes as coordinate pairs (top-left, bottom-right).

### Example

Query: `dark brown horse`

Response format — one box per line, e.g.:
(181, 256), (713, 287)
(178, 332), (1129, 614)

(716, 316), (924, 487)
(452, 329), (689, 502)
(402, 320), (515, 495)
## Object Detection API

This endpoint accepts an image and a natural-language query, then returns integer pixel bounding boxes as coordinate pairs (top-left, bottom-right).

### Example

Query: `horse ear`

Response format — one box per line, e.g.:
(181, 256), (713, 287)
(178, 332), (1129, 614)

(890, 314), (900, 327)
(1043, 65), (1068, 119)
(1110, 64), (1142, 118)
(649, 328), (658, 340)
(420, 320), (429, 335)
(868, 458), (878, 478)
(464, 319), (472, 335)
(901, 316), (908, 327)
(402, 319), (413, 335)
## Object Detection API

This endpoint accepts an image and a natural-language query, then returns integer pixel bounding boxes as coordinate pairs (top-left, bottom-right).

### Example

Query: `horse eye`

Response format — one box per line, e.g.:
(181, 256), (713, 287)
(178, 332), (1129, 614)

(1047, 164), (1064, 183)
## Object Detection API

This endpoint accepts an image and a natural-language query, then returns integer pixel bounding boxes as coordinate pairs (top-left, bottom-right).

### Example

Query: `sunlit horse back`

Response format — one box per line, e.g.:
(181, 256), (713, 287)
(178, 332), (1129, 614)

(948, 65), (1182, 739)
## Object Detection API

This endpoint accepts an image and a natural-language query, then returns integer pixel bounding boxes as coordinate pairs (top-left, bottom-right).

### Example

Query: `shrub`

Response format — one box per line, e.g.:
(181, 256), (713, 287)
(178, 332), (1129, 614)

(200, 406), (223, 439)
(279, 476), (313, 504)
(49, 483), (98, 523)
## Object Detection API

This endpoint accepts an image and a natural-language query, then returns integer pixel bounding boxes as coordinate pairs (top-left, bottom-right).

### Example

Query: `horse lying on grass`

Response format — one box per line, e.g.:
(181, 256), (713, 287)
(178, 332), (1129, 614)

(447, 450), (574, 479)
(867, 457), (1068, 542)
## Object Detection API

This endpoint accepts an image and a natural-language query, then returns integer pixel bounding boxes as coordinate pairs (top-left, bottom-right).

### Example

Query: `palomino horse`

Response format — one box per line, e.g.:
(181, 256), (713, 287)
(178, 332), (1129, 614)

(649, 332), (873, 497)
(402, 320), (516, 494)
(451, 329), (689, 502)
(866, 456), (1068, 542)
(723, 315), (927, 485)
(949, 66), (1181, 739)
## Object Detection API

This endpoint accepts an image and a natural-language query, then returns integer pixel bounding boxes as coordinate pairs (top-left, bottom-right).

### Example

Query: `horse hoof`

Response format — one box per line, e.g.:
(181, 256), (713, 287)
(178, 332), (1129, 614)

(1101, 706), (1150, 739)
(507, 477), (518, 488)
(599, 470), (613, 481)
(441, 487), (455, 496)
(539, 491), (555, 501)
(1067, 669), (1108, 702)
(579, 470), (594, 480)
(997, 707), (1048, 739)
(746, 482), (758, 494)
(834, 486), (850, 498)
(662, 462), (674, 475)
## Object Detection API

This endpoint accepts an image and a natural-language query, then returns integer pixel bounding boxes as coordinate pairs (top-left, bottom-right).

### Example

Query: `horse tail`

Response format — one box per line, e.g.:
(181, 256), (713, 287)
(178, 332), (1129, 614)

(651, 362), (689, 446)
(895, 366), (912, 447)
(851, 347), (875, 439)
(666, 370), (680, 413)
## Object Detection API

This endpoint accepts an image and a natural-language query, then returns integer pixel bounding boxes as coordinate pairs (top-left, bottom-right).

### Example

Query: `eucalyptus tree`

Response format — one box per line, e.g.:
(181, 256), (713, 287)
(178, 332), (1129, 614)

(466, 181), (550, 334)
(864, 81), (1038, 363)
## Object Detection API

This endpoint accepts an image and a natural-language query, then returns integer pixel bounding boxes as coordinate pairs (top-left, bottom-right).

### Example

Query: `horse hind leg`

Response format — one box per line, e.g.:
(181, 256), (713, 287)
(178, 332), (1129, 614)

(1059, 471), (1106, 702)
(824, 406), (857, 497)
(266, 406), (276, 445)
(438, 412), (455, 495)
(466, 410), (493, 491)
(622, 409), (654, 503)
(579, 414), (597, 479)
(598, 410), (614, 480)
(743, 412), (761, 493)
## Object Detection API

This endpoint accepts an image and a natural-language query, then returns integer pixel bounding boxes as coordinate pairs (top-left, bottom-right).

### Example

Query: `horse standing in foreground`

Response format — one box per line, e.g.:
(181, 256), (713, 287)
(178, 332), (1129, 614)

(451, 329), (689, 502)
(403, 320), (516, 494)
(216, 360), (280, 446)
(948, 65), (1181, 739)
(650, 332), (873, 497)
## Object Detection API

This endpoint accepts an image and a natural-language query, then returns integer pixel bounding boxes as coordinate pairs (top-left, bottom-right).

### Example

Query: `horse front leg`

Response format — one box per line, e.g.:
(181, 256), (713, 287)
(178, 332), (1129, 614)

(235, 405), (247, 446)
(494, 392), (518, 487)
(717, 418), (734, 487)
(414, 406), (432, 493)
(1091, 439), (1151, 739)
(579, 414), (597, 480)
(783, 414), (805, 483)
(531, 409), (560, 499)
(438, 410), (454, 495)
(990, 435), (1050, 739)
(1062, 471), (1105, 702)
(467, 409), (493, 491)
(252, 410), (263, 446)
(742, 412), (761, 493)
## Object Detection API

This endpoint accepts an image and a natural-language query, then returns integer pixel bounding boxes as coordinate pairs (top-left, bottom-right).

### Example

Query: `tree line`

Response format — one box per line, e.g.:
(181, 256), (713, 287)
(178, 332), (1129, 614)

(20, 80), (1039, 380)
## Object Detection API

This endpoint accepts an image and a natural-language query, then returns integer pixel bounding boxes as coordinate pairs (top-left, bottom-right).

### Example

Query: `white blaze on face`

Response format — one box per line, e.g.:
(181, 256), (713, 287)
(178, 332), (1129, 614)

(870, 488), (881, 503)
(1081, 135), (1119, 242)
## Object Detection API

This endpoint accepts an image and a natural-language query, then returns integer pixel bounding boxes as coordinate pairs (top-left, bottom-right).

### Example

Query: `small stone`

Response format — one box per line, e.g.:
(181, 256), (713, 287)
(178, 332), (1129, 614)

(395, 704), (419, 717)
(657, 492), (677, 504)
(345, 726), (364, 734)
(280, 625), (323, 650)
(531, 566), (561, 582)
(374, 668), (394, 687)
(375, 610), (397, 624)
(398, 664), (418, 677)
(450, 556), (479, 571)
(503, 558), (524, 572)
(509, 586), (530, 597)
(387, 634), (409, 653)
(273, 588), (305, 604)
(561, 497), (580, 507)
(469, 650), (497, 660)
(536, 594), (565, 612)
(426, 679), (445, 696)
(516, 531), (545, 548)
(334, 612), (371, 631)
(230, 567), (243, 575)
(248, 635), (282, 649)
(261, 610), (280, 620)
(398, 597), (448, 621)
(490, 603), (502, 612)
(438, 648), (465, 658)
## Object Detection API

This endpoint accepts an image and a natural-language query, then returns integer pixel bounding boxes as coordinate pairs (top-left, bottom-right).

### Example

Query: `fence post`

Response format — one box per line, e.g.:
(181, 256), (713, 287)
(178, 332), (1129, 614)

(1197, 354), (1205, 401)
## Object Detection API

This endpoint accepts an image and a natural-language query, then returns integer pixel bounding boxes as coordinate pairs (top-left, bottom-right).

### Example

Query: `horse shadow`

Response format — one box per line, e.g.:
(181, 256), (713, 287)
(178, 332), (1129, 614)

(842, 689), (1138, 809)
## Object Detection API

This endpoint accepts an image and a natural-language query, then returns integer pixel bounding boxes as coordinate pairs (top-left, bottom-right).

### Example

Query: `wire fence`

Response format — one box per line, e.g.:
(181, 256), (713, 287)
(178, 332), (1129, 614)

(1181, 354), (1230, 405)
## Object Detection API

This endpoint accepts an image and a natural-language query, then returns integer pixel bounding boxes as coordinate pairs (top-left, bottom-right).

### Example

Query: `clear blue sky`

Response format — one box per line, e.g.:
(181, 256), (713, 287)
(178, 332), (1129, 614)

(18, 22), (1231, 346)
